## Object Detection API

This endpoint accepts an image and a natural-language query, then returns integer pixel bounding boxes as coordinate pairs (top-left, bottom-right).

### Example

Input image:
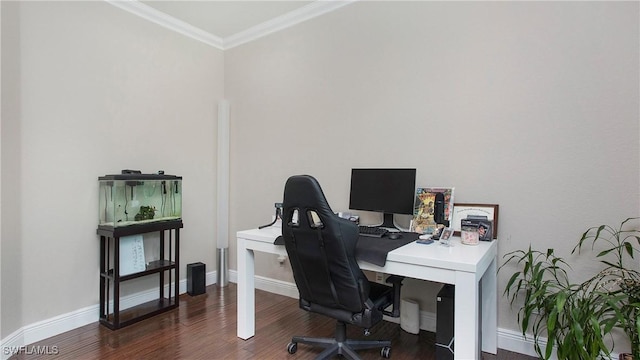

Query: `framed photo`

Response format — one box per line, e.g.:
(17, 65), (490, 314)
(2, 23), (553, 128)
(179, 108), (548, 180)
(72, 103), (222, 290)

(440, 227), (454, 241)
(451, 203), (499, 239)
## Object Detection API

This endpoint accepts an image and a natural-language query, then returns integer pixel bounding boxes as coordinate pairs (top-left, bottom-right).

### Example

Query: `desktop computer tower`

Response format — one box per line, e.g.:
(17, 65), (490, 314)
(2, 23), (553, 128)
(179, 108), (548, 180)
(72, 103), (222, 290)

(436, 284), (455, 360)
(187, 262), (206, 296)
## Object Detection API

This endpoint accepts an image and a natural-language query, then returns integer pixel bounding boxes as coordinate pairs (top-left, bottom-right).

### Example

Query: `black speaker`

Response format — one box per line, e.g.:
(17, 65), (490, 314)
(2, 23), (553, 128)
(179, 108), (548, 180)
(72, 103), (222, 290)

(434, 192), (445, 225)
(187, 262), (206, 296)
(436, 284), (455, 360)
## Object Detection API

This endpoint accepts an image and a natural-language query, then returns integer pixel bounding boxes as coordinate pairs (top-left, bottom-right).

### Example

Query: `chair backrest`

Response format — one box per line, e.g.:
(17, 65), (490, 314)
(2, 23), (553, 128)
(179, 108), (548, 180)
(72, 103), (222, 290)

(282, 175), (369, 313)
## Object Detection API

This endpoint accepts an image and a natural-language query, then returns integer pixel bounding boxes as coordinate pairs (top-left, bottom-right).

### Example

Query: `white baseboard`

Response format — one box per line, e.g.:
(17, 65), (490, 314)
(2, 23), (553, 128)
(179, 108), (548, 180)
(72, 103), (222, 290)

(4, 270), (609, 360)
(495, 327), (621, 360)
(497, 328), (547, 359)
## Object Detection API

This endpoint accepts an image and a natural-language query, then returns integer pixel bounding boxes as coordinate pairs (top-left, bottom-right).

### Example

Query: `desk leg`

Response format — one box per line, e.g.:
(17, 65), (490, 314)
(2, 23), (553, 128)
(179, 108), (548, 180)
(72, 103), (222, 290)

(237, 237), (256, 339)
(454, 272), (479, 360)
(481, 256), (498, 354)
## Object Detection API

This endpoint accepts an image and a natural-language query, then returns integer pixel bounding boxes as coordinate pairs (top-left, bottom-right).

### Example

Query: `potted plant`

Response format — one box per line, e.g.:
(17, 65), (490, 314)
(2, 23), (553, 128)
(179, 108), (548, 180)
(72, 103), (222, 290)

(575, 218), (639, 359)
(502, 218), (640, 359)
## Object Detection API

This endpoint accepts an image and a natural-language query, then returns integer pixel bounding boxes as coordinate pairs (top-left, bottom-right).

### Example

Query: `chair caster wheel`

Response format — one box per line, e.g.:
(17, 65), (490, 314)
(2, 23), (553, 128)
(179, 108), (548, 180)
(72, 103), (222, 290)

(381, 346), (391, 358)
(287, 342), (297, 354)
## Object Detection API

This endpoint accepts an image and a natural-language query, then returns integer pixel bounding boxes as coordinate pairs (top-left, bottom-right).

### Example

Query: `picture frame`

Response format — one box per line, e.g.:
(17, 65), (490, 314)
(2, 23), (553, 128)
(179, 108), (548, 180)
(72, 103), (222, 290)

(120, 234), (146, 276)
(451, 203), (499, 239)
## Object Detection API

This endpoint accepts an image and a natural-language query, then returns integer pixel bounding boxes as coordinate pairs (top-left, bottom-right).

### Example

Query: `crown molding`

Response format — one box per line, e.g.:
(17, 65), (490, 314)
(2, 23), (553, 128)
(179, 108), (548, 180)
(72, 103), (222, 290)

(106, 0), (357, 51)
(223, 0), (358, 50)
(106, 0), (225, 50)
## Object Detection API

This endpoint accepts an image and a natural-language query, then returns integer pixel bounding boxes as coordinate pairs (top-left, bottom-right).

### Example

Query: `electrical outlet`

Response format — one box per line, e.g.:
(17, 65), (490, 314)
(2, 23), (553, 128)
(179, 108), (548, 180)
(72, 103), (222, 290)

(375, 272), (385, 283)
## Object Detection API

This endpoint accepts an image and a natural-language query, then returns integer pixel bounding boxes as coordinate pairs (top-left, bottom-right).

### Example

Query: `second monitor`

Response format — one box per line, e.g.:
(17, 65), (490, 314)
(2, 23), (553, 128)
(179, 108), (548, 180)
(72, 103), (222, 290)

(348, 168), (416, 230)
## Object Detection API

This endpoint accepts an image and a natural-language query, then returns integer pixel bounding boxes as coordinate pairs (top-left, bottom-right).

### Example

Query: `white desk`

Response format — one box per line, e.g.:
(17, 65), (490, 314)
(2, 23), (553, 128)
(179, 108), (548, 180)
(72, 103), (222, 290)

(237, 226), (498, 360)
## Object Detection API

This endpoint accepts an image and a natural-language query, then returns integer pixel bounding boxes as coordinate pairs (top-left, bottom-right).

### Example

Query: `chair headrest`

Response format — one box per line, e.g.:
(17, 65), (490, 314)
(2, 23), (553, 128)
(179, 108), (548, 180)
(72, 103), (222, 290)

(283, 175), (334, 229)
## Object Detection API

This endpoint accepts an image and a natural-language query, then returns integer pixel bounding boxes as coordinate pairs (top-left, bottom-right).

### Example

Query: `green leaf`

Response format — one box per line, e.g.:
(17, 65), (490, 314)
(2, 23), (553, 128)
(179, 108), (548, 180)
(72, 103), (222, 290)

(600, 260), (619, 268)
(556, 291), (567, 311)
(547, 308), (557, 333)
(602, 315), (617, 333)
(596, 248), (614, 258)
(595, 224), (606, 235)
(572, 314), (585, 348)
(505, 271), (521, 291)
(544, 332), (554, 359)
(621, 217), (635, 227)
(624, 241), (634, 257)
(522, 309), (530, 332)
(636, 315), (640, 344)
(523, 259), (530, 275)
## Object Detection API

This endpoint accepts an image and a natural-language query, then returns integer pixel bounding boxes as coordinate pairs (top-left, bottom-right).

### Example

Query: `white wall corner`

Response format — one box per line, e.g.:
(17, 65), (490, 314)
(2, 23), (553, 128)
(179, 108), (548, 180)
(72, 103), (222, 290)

(105, 0), (224, 50)
(105, 0), (358, 51)
(223, 0), (359, 50)
(1, 329), (24, 360)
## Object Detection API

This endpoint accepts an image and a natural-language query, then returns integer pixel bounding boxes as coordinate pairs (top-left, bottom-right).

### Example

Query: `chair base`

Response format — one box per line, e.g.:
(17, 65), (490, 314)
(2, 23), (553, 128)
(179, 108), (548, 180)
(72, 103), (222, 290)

(287, 321), (391, 360)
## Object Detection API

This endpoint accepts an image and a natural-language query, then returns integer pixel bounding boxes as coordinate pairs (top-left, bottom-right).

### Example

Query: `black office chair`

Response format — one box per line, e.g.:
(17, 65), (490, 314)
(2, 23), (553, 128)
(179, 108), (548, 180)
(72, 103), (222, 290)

(282, 175), (402, 359)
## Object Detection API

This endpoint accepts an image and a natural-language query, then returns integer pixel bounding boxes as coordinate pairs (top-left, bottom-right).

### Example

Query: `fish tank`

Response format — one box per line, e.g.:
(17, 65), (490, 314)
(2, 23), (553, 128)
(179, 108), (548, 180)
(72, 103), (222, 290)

(98, 171), (182, 230)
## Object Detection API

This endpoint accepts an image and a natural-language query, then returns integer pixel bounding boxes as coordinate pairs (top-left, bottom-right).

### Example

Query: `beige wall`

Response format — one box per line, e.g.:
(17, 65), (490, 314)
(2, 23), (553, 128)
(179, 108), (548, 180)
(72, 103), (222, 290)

(1, 1), (224, 337)
(225, 0), (639, 342)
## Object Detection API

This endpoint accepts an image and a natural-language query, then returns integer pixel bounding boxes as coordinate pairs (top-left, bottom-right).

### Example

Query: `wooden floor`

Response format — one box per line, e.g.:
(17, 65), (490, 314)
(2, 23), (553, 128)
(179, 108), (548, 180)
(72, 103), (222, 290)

(11, 284), (536, 359)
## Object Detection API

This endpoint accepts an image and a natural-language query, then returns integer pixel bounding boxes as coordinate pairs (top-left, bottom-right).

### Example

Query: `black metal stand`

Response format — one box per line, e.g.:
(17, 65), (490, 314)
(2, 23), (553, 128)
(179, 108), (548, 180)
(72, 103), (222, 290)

(98, 220), (182, 329)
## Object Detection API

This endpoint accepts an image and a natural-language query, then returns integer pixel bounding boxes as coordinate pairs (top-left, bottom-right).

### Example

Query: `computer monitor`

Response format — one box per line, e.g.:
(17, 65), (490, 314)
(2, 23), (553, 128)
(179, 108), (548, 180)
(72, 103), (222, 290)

(349, 168), (417, 229)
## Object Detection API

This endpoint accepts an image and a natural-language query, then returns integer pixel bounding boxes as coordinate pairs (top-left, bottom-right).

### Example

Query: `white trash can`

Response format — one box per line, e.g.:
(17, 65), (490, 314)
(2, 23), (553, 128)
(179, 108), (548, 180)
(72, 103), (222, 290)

(400, 298), (420, 334)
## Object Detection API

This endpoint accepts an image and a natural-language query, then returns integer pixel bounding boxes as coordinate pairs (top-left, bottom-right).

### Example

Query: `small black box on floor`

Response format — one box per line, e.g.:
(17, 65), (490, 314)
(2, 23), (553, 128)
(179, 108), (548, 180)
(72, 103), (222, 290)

(436, 284), (455, 360)
(187, 262), (206, 296)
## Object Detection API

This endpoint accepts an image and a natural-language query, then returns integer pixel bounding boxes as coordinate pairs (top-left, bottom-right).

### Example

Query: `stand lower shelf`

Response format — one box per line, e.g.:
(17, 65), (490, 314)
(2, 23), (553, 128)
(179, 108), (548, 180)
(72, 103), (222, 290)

(100, 298), (177, 330)
(98, 220), (182, 329)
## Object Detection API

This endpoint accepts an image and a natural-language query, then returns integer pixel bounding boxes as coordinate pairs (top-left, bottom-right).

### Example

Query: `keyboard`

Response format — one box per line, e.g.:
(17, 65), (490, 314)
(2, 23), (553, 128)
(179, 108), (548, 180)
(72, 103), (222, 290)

(358, 226), (388, 238)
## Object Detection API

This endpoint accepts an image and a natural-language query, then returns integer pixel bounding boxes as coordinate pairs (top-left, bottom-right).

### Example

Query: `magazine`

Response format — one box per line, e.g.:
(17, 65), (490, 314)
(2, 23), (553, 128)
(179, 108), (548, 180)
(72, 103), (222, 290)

(410, 187), (455, 234)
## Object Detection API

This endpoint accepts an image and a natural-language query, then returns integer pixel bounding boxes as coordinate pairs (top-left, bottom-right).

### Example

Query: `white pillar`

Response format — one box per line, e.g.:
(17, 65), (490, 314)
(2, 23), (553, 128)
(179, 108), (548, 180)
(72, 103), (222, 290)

(216, 100), (230, 287)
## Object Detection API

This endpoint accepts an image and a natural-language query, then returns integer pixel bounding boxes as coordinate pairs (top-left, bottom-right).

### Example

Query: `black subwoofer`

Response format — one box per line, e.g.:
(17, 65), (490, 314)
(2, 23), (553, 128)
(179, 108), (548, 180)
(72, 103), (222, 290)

(187, 262), (206, 296)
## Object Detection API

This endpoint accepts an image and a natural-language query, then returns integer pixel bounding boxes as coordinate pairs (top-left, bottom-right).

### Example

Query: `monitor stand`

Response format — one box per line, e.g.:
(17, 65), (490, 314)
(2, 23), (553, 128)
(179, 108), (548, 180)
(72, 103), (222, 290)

(380, 213), (398, 230)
